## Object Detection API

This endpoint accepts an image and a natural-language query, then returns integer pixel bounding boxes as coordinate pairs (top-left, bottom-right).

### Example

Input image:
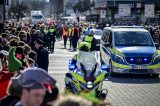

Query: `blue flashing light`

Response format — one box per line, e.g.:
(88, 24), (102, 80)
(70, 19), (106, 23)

(68, 64), (76, 71)
(130, 58), (134, 62)
(143, 58), (148, 62)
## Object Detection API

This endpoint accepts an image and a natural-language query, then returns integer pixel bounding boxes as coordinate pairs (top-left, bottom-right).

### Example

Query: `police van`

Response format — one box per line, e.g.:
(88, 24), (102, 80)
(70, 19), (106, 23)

(100, 26), (160, 77)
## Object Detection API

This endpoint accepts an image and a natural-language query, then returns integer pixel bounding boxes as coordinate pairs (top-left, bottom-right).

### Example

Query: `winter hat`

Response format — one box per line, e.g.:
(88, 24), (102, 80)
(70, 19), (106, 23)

(35, 38), (44, 45)
(8, 47), (22, 73)
(15, 46), (25, 61)
(24, 44), (31, 55)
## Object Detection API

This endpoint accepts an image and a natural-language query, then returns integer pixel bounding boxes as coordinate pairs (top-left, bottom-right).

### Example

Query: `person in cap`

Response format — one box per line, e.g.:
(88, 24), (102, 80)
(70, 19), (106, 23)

(14, 80), (46, 106)
(38, 24), (46, 41)
(48, 25), (56, 53)
(71, 25), (80, 51)
(68, 25), (73, 50)
(13, 68), (57, 106)
(62, 26), (68, 49)
(34, 39), (49, 72)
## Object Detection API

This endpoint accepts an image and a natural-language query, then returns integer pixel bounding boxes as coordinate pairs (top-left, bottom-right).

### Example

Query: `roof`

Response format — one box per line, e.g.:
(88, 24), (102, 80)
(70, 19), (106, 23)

(104, 26), (148, 32)
(90, 28), (103, 31)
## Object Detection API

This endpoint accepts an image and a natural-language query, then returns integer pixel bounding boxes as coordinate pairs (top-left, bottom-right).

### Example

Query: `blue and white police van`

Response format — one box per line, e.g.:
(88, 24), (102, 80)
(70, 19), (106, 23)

(100, 26), (160, 77)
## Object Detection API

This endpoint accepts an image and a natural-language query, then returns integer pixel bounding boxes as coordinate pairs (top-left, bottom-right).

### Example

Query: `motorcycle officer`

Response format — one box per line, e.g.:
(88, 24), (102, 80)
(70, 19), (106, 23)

(69, 42), (91, 66)
(65, 42), (90, 89)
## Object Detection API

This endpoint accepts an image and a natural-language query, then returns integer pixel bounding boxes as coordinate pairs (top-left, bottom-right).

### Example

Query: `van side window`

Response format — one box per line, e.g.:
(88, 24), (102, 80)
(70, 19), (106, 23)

(102, 30), (112, 44)
(108, 31), (112, 43)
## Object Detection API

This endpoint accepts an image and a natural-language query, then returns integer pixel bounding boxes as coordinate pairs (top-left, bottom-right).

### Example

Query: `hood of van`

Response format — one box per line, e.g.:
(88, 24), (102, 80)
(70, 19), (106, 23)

(94, 35), (101, 40)
(115, 46), (156, 57)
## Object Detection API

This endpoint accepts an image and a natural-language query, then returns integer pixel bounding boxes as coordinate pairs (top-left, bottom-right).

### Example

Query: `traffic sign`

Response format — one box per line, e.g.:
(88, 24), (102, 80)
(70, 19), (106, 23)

(145, 4), (155, 18)
(100, 10), (106, 18)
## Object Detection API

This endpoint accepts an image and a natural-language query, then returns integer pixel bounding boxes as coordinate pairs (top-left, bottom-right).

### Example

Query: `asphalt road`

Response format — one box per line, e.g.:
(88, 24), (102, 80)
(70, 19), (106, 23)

(49, 40), (160, 106)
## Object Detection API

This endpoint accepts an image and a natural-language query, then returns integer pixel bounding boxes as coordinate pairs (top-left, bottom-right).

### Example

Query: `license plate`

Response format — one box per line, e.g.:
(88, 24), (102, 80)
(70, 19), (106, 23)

(132, 65), (146, 69)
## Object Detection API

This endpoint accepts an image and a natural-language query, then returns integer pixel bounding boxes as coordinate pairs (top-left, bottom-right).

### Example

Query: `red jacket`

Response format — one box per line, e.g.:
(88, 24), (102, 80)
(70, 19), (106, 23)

(0, 68), (14, 99)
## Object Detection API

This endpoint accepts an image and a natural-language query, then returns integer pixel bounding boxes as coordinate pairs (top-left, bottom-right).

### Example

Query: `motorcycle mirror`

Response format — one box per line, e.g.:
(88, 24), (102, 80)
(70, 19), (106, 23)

(68, 64), (76, 71)
(101, 64), (110, 72)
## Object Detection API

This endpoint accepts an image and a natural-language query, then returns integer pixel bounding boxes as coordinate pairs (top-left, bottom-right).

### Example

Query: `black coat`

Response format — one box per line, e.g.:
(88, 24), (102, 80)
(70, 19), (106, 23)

(35, 46), (49, 72)
(0, 95), (20, 106)
(48, 31), (56, 42)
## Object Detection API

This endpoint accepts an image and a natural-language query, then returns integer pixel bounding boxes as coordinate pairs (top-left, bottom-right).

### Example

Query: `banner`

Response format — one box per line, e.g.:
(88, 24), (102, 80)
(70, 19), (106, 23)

(145, 4), (155, 18)
(118, 4), (131, 16)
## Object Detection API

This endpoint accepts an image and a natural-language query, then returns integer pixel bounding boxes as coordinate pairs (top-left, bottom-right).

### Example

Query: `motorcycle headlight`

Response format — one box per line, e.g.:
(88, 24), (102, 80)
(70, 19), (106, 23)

(115, 54), (125, 62)
(86, 81), (93, 89)
(153, 53), (160, 63)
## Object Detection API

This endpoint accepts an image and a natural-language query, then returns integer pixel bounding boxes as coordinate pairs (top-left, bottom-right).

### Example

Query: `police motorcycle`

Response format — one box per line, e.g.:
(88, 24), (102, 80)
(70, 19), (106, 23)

(64, 51), (110, 100)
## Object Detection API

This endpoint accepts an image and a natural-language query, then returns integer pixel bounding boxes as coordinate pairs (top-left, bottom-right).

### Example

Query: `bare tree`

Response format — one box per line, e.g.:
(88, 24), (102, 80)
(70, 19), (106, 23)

(66, 0), (91, 16)
(8, 1), (28, 21)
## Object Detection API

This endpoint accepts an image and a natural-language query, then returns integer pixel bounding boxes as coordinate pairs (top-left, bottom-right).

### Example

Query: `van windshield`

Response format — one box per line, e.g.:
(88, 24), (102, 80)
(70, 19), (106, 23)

(114, 31), (154, 46)
(32, 16), (42, 19)
(94, 30), (103, 36)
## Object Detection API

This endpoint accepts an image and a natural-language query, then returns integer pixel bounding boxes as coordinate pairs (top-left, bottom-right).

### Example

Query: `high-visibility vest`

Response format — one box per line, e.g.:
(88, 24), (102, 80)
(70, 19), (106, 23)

(63, 28), (68, 36)
(68, 28), (72, 36)
(44, 29), (49, 34)
(72, 28), (79, 37)
(49, 28), (54, 33)
(84, 36), (93, 48)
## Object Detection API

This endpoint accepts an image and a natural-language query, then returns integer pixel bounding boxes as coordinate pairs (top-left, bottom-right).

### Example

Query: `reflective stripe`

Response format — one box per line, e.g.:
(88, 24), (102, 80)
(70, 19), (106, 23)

(153, 50), (160, 57)
(94, 73), (106, 84)
(108, 48), (124, 56)
(68, 28), (72, 36)
(44, 29), (48, 34)
(113, 48), (125, 56)
(146, 63), (160, 69)
(70, 72), (85, 83)
(112, 60), (132, 68)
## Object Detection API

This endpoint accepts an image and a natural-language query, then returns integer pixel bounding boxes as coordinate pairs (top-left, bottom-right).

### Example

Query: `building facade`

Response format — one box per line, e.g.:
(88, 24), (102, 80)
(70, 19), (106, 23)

(93, 0), (160, 24)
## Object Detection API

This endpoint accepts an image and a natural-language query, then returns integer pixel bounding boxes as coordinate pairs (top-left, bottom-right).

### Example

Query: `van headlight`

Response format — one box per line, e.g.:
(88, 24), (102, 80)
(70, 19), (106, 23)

(115, 54), (125, 62)
(153, 54), (160, 63)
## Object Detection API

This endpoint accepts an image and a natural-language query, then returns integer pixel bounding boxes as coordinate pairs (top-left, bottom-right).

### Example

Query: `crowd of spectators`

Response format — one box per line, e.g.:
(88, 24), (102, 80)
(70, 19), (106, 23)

(0, 20), (110, 106)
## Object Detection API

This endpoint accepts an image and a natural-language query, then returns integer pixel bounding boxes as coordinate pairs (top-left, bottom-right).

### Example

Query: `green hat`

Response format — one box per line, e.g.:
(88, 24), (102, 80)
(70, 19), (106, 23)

(8, 47), (22, 73)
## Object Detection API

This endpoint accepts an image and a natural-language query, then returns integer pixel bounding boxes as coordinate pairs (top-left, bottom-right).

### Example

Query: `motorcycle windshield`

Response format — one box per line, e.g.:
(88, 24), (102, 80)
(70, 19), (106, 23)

(77, 51), (98, 76)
